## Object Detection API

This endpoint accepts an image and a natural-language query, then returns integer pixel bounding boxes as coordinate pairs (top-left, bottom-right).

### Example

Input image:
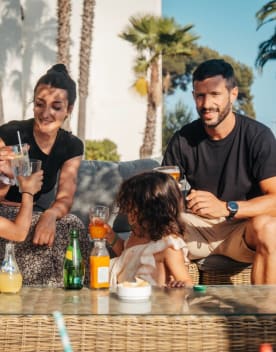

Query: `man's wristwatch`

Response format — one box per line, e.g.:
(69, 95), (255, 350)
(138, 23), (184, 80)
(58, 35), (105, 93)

(226, 201), (239, 220)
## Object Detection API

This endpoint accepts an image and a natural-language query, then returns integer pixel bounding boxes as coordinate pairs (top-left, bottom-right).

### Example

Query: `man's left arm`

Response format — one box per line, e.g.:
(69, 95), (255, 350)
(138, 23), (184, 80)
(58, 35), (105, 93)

(234, 176), (276, 218)
(186, 176), (276, 219)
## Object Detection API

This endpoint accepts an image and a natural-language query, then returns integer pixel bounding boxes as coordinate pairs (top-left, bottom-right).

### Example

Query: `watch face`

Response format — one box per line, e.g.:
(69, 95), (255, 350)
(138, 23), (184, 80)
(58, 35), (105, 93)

(228, 201), (238, 212)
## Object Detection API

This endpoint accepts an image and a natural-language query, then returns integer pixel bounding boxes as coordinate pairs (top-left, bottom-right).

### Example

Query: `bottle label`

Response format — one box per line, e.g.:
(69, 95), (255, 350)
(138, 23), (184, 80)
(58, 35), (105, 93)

(65, 249), (73, 261)
(97, 266), (109, 283)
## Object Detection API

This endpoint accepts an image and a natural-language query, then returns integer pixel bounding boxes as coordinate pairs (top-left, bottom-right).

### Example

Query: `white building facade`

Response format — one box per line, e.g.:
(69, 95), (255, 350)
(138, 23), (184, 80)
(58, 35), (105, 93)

(0, 0), (162, 161)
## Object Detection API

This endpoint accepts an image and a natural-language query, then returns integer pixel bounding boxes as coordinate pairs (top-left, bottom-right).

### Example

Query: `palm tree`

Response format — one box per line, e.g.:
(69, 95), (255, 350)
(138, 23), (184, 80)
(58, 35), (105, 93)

(77, 0), (96, 143)
(256, 0), (276, 70)
(119, 15), (198, 158)
(56, 0), (71, 68)
(56, 0), (71, 131)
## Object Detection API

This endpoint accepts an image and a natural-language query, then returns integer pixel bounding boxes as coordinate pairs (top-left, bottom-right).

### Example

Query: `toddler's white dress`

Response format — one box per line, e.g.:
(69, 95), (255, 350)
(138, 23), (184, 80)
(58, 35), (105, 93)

(109, 234), (189, 287)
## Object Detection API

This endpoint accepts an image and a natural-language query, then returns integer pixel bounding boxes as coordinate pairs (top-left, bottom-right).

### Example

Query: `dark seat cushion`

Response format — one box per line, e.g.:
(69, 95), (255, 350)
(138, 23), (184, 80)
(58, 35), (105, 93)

(196, 255), (252, 273)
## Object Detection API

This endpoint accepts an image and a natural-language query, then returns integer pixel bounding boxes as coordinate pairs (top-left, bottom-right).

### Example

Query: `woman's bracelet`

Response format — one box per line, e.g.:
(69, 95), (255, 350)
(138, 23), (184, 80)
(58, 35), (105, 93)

(109, 232), (118, 247)
(21, 191), (34, 197)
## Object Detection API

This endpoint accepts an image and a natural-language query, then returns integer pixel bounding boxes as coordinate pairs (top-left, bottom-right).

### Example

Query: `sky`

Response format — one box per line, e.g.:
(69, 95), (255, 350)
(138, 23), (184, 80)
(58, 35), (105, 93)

(162, 0), (276, 134)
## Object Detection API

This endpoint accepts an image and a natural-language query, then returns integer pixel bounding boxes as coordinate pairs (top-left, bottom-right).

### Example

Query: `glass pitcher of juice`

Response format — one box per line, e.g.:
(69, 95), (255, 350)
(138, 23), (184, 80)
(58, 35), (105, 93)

(0, 242), (23, 293)
(90, 239), (110, 289)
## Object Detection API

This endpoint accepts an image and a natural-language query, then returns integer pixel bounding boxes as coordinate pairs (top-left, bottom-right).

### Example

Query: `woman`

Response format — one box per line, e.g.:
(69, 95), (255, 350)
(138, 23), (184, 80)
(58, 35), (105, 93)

(0, 64), (88, 286)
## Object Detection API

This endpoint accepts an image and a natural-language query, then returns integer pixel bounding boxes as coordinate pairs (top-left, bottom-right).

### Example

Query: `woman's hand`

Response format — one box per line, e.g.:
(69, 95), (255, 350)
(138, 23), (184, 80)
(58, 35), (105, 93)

(33, 209), (57, 247)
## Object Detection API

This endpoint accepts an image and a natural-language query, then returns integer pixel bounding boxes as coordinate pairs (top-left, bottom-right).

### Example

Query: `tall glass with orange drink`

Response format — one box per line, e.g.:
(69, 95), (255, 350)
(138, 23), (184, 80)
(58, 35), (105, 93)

(89, 205), (109, 240)
(89, 205), (110, 289)
(153, 165), (180, 182)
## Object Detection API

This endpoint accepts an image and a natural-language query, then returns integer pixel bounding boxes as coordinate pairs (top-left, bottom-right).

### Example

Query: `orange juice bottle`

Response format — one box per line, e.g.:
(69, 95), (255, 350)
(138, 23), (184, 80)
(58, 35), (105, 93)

(90, 239), (110, 289)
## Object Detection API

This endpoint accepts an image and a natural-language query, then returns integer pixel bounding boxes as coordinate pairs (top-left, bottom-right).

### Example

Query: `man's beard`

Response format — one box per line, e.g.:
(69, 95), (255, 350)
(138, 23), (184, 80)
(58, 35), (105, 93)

(198, 100), (232, 128)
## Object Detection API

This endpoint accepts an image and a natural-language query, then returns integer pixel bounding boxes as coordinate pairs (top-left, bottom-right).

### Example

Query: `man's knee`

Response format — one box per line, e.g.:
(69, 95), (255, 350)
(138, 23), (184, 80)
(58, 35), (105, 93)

(247, 215), (276, 252)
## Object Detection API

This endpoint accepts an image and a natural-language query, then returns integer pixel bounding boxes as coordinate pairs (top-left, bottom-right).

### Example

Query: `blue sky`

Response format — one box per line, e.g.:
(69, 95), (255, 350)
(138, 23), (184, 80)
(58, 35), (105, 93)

(162, 0), (276, 134)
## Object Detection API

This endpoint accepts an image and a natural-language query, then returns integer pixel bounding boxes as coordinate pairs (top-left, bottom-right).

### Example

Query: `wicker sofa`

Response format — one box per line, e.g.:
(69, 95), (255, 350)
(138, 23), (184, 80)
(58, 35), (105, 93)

(68, 159), (252, 286)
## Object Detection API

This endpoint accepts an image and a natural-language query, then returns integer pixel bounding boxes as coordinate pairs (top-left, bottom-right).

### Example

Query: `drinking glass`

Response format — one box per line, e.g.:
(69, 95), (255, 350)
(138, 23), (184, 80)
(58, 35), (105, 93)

(153, 165), (180, 182)
(30, 159), (42, 173)
(89, 205), (110, 240)
(10, 143), (30, 188)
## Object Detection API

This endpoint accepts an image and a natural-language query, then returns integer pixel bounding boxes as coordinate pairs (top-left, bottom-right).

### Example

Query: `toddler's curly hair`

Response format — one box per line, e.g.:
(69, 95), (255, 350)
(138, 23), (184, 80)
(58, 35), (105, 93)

(116, 171), (185, 241)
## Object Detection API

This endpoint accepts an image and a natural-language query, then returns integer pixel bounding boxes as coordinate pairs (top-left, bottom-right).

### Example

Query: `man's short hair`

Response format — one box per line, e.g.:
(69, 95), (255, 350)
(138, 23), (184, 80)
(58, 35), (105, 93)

(193, 59), (237, 89)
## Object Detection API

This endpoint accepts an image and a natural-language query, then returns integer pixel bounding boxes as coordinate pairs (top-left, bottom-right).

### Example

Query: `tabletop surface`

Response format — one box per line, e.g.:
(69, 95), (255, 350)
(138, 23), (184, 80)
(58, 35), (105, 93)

(0, 285), (276, 316)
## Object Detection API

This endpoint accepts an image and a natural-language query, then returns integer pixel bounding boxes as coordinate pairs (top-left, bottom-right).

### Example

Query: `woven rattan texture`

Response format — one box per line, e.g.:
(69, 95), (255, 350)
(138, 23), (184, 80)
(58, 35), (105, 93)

(200, 267), (252, 285)
(188, 262), (199, 285)
(0, 315), (275, 351)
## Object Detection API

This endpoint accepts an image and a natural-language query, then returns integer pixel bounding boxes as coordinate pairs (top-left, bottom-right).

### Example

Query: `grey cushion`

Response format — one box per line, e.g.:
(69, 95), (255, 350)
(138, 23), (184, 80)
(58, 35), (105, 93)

(196, 255), (252, 273)
(34, 158), (161, 228)
(71, 158), (160, 228)
(71, 160), (122, 228)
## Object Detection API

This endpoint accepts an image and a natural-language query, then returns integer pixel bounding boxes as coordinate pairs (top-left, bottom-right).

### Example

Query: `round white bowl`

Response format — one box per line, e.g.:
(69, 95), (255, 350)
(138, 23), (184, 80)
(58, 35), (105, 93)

(117, 282), (152, 301)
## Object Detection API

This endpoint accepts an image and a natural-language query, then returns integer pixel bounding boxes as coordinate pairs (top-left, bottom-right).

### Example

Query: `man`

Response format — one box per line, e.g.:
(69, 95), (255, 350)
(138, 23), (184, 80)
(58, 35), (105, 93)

(162, 59), (276, 284)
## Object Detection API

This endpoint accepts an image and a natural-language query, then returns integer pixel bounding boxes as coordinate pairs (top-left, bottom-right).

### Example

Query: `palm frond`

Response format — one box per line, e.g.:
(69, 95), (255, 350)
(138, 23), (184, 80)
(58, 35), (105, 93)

(256, 0), (276, 29)
(133, 56), (149, 74)
(255, 30), (276, 70)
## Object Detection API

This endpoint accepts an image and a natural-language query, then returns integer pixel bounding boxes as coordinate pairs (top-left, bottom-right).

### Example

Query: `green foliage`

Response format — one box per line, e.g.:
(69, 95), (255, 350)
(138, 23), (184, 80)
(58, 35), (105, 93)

(162, 101), (193, 153)
(85, 139), (120, 161)
(119, 15), (199, 80)
(119, 14), (199, 158)
(163, 44), (256, 118)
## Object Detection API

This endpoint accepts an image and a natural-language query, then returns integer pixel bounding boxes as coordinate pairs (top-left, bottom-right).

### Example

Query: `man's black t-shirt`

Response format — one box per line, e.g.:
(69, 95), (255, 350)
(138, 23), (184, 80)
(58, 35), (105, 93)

(162, 113), (276, 201)
(0, 119), (83, 202)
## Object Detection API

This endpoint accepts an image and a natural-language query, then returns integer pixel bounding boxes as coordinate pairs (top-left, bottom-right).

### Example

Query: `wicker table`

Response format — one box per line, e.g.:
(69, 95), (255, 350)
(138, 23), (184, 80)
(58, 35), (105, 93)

(0, 285), (276, 351)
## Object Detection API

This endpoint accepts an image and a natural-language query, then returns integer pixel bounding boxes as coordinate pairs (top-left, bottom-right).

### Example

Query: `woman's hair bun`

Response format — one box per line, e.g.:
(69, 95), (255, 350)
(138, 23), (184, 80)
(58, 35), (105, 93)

(47, 63), (68, 75)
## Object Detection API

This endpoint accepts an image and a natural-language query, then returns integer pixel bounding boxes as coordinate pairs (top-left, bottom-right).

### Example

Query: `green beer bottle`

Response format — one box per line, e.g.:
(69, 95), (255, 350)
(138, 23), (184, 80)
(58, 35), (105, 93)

(63, 229), (85, 289)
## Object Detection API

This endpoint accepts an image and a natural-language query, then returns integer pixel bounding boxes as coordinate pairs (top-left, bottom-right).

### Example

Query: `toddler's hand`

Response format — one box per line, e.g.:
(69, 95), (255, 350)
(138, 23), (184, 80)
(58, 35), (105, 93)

(18, 170), (44, 195)
(166, 275), (193, 288)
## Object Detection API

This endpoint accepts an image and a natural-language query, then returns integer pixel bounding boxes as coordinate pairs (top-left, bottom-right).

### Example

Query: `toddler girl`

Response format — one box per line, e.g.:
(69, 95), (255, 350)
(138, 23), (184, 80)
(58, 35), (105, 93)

(108, 171), (192, 287)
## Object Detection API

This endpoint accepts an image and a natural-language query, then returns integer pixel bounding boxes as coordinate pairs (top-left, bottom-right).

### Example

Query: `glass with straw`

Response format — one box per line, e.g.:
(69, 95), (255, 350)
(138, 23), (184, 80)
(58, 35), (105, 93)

(10, 131), (31, 191)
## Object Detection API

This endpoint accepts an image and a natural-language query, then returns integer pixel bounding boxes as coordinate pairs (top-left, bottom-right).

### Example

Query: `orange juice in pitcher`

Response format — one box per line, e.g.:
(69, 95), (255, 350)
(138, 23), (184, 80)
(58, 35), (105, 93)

(0, 272), (22, 293)
(0, 243), (22, 293)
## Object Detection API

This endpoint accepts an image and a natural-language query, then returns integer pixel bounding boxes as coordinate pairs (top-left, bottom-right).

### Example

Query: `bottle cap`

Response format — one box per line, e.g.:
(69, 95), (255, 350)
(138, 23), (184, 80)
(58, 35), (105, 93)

(193, 285), (206, 292)
(70, 229), (79, 238)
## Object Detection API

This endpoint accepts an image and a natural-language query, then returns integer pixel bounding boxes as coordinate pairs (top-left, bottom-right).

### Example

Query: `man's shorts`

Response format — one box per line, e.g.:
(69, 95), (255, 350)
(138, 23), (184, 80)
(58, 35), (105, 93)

(182, 212), (255, 263)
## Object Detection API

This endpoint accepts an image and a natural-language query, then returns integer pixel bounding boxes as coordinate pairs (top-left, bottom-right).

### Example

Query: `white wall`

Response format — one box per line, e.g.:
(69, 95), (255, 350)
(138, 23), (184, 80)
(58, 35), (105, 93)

(1, 0), (162, 161)
(86, 0), (162, 160)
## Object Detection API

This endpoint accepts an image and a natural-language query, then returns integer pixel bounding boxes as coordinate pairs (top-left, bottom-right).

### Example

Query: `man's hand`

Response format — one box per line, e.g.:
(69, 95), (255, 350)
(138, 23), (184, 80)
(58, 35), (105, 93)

(33, 210), (57, 246)
(186, 189), (228, 218)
